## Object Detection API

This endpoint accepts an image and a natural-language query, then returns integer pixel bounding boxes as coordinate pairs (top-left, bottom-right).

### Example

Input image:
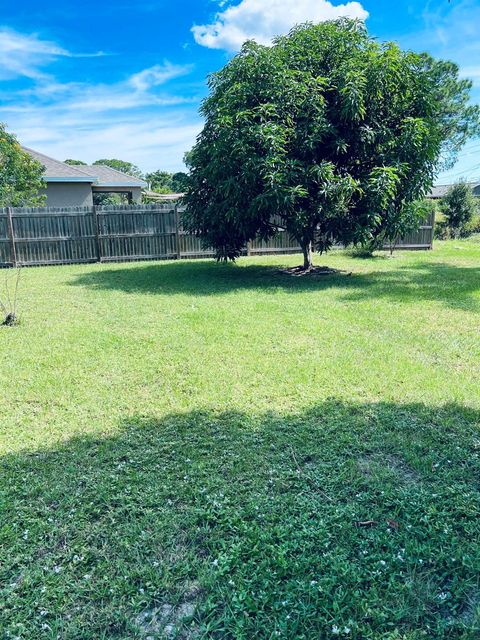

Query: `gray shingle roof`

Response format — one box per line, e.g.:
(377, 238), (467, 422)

(23, 147), (96, 182)
(429, 182), (480, 198)
(23, 147), (147, 187)
(84, 165), (147, 187)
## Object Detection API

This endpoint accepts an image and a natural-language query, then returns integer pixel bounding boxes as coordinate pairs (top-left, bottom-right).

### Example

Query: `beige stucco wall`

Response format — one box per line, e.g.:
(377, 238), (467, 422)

(42, 183), (93, 207)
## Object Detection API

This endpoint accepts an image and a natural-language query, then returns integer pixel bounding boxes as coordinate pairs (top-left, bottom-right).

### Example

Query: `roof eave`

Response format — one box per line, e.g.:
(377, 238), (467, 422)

(44, 177), (97, 183)
(93, 182), (147, 188)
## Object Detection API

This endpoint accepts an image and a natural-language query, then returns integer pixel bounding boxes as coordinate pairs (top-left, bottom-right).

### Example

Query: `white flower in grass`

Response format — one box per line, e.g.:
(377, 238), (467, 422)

(212, 559), (219, 566)
(438, 592), (449, 601)
(379, 560), (386, 566)
(332, 626), (340, 635)
(344, 627), (351, 634)
(310, 580), (318, 586)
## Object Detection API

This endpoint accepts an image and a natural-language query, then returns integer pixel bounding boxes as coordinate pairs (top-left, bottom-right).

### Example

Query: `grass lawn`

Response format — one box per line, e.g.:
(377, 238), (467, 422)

(1, 239), (479, 640)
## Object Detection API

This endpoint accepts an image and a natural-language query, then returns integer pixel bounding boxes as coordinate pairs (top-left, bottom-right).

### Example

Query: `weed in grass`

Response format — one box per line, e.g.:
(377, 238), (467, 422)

(0, 267), (21, 326)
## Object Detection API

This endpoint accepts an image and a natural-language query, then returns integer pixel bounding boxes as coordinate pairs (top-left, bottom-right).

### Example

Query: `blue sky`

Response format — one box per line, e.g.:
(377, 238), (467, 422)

(1, 0), (479, 182)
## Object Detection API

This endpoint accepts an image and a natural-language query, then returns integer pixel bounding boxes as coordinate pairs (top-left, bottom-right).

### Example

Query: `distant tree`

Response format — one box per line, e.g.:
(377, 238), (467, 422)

(145, 170), (173, 193)
(183, 150), (194, 170)
(171, 172), (189, 193)
(0, 124), (45, 207)
(93, 159), (144, 179)
(64, 159), (87, 166)
(145, 170), (189, 194)
(93, 193), (129, 206)
(184, 19), (480, 269)
(441, 182), (478, 237)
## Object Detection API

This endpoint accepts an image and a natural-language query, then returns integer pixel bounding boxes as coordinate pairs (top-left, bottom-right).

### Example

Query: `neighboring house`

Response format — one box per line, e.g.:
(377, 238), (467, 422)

(428, 181), (480, 199)
(23, 147), (147, 207)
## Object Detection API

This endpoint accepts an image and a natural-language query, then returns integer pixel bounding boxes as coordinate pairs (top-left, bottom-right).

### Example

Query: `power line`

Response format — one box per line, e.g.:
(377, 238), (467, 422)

(454, 143), (480, 158)
(439, 162), (480, 181)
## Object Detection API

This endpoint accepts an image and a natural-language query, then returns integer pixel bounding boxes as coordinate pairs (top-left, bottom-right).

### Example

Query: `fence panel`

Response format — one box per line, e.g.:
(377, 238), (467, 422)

(175, 207), (216, 259)
(0, 211), (11, 265)
(392, 209), (435, 250)
(250, 232), (300, 255)
(97, 204), (177, 262)
(3, 207), (97, 266)
(0, 203), (434, 268)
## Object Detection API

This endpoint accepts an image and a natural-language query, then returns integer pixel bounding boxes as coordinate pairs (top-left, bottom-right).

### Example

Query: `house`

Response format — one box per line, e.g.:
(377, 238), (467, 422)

(428, 181), (480, 199)
(23, 147), (147, 207)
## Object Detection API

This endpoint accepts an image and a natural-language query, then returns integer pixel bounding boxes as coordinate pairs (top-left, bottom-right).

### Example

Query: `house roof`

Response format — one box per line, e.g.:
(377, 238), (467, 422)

(23, 147), (147, 188)
(23, 147), (96, 182)
(429, 181), (480, 198)
(84, 164), (147, 188)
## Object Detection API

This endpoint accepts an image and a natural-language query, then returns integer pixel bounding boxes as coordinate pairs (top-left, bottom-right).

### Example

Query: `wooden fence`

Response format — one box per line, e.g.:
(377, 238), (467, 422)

(0, 203), (434, 268)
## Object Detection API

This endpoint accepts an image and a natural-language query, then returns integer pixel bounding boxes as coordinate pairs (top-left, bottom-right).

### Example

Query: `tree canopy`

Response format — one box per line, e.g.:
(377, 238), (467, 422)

(64, 159), (87, 166)
(93, 159), (144, 179)
(146, 170), (189, 194)
(0, 124), (46, 207)
(183, 19), (480, 268)
(441, 182), (478, 237)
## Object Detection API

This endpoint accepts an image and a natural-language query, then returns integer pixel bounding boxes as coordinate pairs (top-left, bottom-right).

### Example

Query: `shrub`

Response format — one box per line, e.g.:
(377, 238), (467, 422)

(434, 219), (449, 240)
(440, 182), (478, 237)
(459, 215), (480, 238)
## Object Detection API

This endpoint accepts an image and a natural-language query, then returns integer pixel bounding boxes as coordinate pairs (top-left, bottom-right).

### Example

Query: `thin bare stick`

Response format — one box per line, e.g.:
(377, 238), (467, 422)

(12, 268), (21, 317)
(5, 270), (12, 310)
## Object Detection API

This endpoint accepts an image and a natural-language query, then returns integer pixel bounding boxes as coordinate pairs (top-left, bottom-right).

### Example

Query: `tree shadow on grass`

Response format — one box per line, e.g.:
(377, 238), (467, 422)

(71, 258), (480, 312)
(340, 262), (480, 312)
(1, 400), (479, 638)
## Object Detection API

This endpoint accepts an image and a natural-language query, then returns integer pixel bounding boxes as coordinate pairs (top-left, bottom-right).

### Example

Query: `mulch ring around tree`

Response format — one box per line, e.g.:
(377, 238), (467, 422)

(278, 266), (352, 277)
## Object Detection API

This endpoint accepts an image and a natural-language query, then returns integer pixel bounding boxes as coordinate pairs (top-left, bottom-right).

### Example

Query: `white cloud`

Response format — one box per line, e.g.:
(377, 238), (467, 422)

(0, 28), (104, 80)
(1, 61), (196, 115)
(0, 29), (200, 172)
(11, 117), (202, 173)
(130, 62), (194, 91)
(460, 66), (480, 85)
(192, 0), (368, 51)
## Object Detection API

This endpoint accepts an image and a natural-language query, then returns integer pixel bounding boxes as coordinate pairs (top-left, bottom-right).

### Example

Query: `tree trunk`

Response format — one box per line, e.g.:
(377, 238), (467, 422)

(301, 241), (313, 270)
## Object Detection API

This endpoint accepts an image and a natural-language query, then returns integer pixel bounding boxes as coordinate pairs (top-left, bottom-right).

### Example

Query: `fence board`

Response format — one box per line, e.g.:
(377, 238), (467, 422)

(0, 204), (434, 268)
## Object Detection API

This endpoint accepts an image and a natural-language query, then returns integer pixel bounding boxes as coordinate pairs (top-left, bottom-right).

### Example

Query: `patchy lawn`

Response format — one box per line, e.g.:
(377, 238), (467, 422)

(0, 239), (479, 639)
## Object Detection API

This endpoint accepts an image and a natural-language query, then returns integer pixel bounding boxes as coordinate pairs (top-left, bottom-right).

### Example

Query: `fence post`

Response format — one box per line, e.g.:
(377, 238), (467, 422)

(92, 205), (102, 262)
(246, 241), (252, 257)
(174, 204), (182, 260)
(428, 208), (434, 250)
(6, 207), (17, 267)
